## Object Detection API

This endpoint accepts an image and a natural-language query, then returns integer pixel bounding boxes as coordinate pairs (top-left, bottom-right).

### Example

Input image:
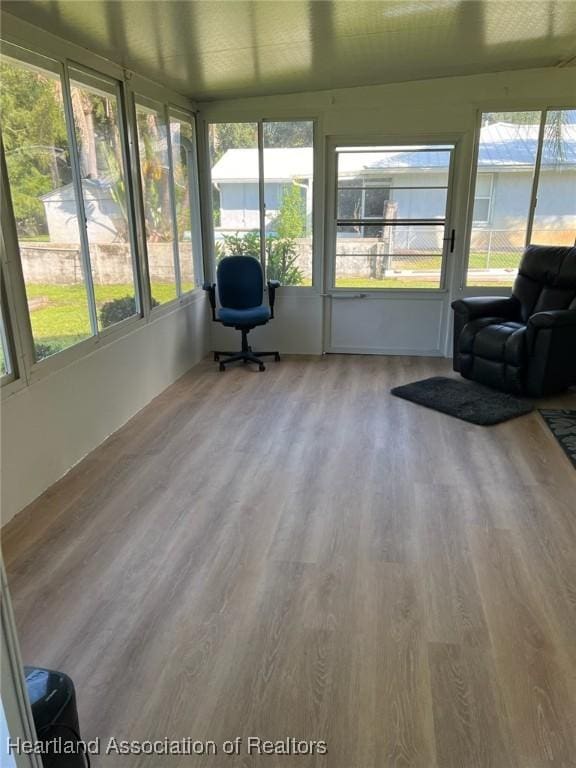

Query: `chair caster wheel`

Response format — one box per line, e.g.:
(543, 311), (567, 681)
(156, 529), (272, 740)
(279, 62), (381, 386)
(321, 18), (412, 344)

(275, 353), (281, 362)
(214, 352), (220, 361)
(219, 362), (225, 372)
(259, 363), (266, 372)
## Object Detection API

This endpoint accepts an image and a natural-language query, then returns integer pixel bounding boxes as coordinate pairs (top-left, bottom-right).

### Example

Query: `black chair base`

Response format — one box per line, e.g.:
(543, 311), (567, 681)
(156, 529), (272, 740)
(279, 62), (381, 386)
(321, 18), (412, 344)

(213, 328), (280, 371)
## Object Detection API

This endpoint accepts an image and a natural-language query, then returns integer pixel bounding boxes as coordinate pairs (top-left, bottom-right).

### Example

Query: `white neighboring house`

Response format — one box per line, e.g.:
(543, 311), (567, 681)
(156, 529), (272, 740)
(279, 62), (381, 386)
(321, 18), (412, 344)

(40, 178), (123, 243)
(211, 147), (314, 233)
(210, 123), (576, 250)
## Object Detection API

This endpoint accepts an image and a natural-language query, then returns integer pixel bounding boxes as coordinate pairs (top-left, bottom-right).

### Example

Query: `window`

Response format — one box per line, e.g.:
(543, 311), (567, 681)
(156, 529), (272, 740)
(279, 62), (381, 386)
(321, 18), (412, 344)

(169, 112), (200, 293)
(532, 109), (576, 246)
(135, 102), (177, 304)
(209, 122), (261, 263)
(334, 145), (454, 289)
(263, 121), (313, 285)
(338, 180), (391, 234)
(1, 54), (94, 360)
(467, 109), (576, 286)
(472, 174), (493, 224)
(209, 120), (315, 286)
(0, 302), (12, 377)
(135, 101), (200, 304)
(69, 68), (139, 329)
(1, 43), (203, 382)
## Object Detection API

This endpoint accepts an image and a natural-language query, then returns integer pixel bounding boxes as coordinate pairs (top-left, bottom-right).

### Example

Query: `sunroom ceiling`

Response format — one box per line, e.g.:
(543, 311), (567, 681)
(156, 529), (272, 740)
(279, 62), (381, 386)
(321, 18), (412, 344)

(2, 0), (576, 101)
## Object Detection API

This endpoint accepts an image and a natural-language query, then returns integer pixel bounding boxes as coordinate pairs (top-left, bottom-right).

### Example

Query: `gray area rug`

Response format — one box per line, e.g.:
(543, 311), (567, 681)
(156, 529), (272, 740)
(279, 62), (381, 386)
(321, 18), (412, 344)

(539, 410), (576, 469)
(391, 376), (534, 426)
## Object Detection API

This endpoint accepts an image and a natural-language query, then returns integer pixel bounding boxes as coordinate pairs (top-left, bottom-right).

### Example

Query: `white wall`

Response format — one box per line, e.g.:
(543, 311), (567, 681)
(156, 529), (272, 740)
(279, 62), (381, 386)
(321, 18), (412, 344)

(1, 296), (208, 525)
(210, 290), (323, 355)
(200, 65), (576, 356)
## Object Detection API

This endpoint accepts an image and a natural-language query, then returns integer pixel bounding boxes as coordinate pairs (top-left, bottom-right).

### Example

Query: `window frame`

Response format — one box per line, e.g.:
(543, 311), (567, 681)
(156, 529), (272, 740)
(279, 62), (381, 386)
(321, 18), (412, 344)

(0, 37), (203, 392)
(330, 140), (457, 293)
(471, 172), (494, 226)
(1, 48), (145, 373)
(205, 117), (318, 288)
(463, 106), (576, 289)
(66, 62), (144, 332)
(529, 108), (576, 248)
(0, 283), (15, 385)
(133, 96), (203, 312)
(168, 106), (204, 293)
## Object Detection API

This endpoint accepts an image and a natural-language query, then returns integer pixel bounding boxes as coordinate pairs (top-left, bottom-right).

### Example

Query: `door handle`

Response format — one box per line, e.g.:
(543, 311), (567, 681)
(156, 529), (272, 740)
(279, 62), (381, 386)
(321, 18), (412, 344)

(329, 293), (368, 299)
(443, 229), (455, 252)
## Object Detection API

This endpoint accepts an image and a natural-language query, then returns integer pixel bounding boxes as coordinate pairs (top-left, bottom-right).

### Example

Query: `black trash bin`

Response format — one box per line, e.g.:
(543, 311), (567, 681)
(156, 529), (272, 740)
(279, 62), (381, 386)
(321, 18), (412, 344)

(25, 666), (87, 768)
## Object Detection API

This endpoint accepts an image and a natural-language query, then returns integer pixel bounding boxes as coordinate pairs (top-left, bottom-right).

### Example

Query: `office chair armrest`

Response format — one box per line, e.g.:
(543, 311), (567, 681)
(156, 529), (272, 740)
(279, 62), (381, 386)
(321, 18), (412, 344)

(451, 296), (519, 321)
(202, 282), (217, 321)
(528, 309), (576, 330)
(267, 280), (281, 319)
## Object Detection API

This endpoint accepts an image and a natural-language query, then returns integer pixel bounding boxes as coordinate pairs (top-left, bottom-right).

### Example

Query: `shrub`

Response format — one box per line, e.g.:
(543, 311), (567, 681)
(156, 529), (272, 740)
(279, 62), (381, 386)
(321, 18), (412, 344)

(216, 232), (304, 286)
(100, 295), (159, 328)
(216, 231), (260, 260)
(34, 341), (66, 360)
(266, 236), (304, 285)
(276, 183), (306, 239)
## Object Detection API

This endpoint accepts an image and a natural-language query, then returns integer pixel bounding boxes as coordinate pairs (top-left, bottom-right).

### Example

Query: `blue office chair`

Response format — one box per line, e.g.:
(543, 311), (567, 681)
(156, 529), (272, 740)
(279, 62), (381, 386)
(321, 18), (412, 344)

(203, 255), (281, 371)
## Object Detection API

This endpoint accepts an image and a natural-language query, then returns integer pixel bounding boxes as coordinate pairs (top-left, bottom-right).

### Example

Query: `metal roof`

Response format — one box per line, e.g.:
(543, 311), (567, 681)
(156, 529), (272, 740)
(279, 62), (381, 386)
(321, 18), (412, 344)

(211, 122), (576, 182)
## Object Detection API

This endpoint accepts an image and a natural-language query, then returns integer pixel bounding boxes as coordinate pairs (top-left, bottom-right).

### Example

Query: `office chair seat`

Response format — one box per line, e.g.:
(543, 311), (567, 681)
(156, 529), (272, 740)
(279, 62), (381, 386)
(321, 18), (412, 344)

(218, 305), (270, 326)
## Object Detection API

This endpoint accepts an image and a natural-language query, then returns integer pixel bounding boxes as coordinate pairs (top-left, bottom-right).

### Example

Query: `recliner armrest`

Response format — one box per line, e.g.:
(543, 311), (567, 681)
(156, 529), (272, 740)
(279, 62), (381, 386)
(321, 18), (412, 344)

(267, 280), (281, 319)
(451, 296), (520, 321)
(202, 282), (217, 322)
(528, 309), (576, 330)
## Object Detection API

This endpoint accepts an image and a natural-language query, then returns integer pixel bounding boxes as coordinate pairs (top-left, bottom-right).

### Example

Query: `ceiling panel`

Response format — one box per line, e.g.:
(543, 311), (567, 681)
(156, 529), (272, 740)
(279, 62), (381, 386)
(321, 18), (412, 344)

(2, 0), (575, 101)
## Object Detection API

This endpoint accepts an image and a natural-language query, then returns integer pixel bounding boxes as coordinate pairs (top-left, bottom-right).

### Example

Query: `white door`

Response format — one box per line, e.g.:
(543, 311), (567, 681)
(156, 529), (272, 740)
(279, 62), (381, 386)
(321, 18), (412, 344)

(325, 140), (457, 355)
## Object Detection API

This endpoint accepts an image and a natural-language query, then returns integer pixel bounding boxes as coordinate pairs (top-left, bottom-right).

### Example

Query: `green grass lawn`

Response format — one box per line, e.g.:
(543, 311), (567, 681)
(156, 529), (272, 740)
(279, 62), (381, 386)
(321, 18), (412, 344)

(336, 277), (442, 289)
(25, 264), (516, 360)
(26, 282), (182, 356)
(468, 251), (520, 270)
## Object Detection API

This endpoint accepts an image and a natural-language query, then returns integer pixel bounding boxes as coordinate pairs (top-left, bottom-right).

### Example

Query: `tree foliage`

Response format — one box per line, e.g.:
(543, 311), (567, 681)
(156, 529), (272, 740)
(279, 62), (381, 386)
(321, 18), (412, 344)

(263, 121), (312, 148)
(265, 237), (303, 285)
(0, 61), (70, 236)
(276, 183), (306, 238)
(209, 123), (257, 163)
(209, 121), (312, 164)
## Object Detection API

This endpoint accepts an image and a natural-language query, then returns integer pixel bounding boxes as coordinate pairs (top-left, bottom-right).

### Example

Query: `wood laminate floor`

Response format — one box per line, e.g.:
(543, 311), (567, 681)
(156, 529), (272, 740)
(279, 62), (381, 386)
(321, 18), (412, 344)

(3, 356), (576, 767)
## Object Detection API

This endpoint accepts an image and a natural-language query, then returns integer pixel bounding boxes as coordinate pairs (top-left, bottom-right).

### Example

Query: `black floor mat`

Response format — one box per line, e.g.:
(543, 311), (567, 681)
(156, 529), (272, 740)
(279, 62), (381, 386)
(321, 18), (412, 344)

(391, 376), (534, 426)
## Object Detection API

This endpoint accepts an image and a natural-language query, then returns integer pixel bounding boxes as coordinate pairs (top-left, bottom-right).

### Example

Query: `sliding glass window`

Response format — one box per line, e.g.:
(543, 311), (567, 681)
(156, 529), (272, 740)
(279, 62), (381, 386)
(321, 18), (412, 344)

(466, 109), (576, 287)
(0, 300), (13, 378)
(135, 101), (177, 304)
(532, 109), (576, 245)
(263, 121), (313, 285)
(135, 100), (200, 304)
(209, 120), (315, 286)
(1, 54), (93, 360)
(68, 68), (139, 329)
(1, 45), (203, 375)
(169, 111), (200, 293)
(209, 122), (261, 263)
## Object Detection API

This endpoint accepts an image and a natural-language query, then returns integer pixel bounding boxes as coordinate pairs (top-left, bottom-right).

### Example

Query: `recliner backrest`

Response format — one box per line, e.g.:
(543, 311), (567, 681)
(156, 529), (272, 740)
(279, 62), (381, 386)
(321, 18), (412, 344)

(217, 255), (264, 310)
(512, 244), (576, 322)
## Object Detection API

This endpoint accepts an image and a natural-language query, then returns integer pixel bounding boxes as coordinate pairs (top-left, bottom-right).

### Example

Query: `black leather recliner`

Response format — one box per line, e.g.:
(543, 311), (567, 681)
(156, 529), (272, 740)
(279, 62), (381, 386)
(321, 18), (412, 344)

(452, 245), (576, 397)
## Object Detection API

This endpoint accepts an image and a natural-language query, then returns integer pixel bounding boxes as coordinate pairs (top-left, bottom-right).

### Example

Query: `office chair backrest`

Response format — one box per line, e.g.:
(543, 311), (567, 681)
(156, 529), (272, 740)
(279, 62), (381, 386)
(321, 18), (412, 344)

(217, 255), (264, 310)
(512, 245), (576, 322)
